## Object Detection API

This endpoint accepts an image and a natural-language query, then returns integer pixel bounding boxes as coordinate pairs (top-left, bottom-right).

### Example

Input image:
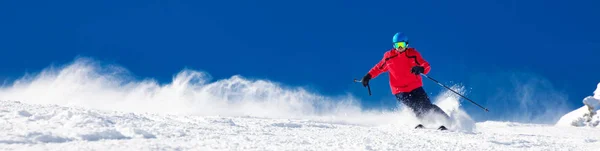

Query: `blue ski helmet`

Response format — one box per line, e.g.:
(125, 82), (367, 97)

(392, 32), (408, 43)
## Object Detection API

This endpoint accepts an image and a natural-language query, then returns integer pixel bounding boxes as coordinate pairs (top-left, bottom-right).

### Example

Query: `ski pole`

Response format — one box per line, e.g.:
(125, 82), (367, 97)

(420, 74), (489, 112)
(353, 79), (372, 96)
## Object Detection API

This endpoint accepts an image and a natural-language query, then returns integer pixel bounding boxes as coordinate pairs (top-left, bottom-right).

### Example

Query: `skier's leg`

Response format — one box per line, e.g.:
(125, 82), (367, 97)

(430, 104), (450, 119)
(395, 91), (427, 129)
(408, 87), (432, 118)
(429, 104), (452, 129)
(394, 92), (425, 118)
(411, 87), (450, 121)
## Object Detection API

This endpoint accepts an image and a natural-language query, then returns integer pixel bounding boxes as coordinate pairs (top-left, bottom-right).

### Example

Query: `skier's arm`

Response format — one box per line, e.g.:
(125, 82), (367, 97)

(367, 55), (389, 78)
(414, 50), (431, 74)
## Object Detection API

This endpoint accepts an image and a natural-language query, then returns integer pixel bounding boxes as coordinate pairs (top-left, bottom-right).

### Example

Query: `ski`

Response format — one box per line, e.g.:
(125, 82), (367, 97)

(414, 124), (448, 131)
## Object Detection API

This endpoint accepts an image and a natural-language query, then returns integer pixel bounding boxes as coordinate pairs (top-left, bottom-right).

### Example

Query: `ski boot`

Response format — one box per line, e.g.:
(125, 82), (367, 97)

(415, 124), (425, 129)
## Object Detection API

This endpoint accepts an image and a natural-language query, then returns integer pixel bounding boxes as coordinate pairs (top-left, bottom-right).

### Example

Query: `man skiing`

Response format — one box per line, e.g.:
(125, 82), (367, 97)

(361, 32), (450, 130)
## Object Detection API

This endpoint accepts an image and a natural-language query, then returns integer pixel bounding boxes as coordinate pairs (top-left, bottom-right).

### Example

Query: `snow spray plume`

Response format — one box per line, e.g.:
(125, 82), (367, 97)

(0, 58), (428, 127)
(0, 58), (357, 117)
(469, 72), (571, 124)
(421, 74), (488, 112)
(432, 85), (476, 132)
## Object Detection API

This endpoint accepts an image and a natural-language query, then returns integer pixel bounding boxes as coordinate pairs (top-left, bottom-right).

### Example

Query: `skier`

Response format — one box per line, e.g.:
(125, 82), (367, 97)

(361, 32), (450, 130)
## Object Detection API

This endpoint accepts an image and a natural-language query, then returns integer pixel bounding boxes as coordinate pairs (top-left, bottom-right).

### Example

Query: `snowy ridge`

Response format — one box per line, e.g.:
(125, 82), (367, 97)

(556, 82), (600, 127)
(1, 100), (599, 150)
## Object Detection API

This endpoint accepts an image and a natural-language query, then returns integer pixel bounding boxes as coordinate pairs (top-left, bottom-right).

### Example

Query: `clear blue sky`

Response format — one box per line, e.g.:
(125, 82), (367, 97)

(1, 0), (599, 122)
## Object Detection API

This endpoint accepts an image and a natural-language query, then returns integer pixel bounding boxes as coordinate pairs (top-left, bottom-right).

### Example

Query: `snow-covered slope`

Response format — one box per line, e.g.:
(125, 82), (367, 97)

(1, 59), (599, 150)
(1, 100), (599, 151)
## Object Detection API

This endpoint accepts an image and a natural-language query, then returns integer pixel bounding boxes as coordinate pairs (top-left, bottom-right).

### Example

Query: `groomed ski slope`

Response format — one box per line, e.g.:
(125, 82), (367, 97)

(1, 100), (599, 151)
(0, 58), (599, 150)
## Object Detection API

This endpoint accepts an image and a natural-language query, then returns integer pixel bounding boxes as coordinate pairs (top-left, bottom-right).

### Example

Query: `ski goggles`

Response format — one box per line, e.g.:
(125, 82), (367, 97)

(394, 41), (408, 49)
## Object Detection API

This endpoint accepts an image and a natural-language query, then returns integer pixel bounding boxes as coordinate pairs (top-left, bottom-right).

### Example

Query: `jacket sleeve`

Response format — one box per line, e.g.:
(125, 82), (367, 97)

(367, 53), (389, 78)
(413, 49), (431, 74)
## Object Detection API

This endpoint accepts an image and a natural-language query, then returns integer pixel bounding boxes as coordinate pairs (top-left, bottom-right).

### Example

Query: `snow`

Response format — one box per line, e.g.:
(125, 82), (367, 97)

(556, 82), (600, 127)
(0, 58), (599, 150)
(1, 100), (600, 150)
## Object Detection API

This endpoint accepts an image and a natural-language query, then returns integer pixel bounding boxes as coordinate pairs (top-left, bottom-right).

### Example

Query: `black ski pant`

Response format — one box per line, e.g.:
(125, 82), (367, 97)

(395, 87), (449, 120)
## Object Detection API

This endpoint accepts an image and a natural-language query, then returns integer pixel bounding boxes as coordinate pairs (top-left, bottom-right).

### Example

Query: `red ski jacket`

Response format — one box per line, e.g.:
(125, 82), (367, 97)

(367, 48), (431, 94)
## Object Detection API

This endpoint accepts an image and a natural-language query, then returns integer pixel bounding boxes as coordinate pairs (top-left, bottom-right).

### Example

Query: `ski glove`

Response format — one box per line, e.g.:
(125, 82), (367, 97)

(361, 74), (372, 87)
(411, 66), (425, 75)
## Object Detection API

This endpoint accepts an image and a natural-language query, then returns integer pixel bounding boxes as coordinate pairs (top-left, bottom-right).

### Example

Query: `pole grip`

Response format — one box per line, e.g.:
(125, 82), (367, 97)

(354, 78), (372, 96)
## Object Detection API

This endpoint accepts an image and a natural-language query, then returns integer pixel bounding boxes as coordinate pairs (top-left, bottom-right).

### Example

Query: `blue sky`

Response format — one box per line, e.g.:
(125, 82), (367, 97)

(1, 0), (599, 122)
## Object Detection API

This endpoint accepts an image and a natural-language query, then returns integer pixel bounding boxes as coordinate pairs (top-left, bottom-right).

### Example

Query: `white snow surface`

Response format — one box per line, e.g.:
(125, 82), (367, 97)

(0, 58), (599, 150)
(2, 100), (600, 151)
